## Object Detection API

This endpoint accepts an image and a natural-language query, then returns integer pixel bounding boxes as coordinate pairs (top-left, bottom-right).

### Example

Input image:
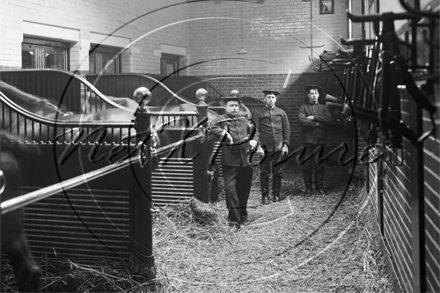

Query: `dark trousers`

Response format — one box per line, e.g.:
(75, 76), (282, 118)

(260, 150), (283, 180)
(302, 143), (326, 189)
(222, 164), (253, 224)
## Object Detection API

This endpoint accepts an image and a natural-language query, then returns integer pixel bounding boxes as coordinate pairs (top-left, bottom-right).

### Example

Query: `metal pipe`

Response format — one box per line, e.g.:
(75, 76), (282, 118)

(1, 154), (141, 215)
(1, 128), (204, 215)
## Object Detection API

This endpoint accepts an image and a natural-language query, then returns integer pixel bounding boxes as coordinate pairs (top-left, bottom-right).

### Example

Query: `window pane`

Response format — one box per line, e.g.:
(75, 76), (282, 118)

(166, 63), (175, 75)
(89, 54), (96, 74)
(160, 54), (180, 76)
(22, 50), (34, 68)
(88, 47), (121, 74)
(44, 47), (66, 69)
(21, 42), (67, 70)
(102, 53), (116, 74)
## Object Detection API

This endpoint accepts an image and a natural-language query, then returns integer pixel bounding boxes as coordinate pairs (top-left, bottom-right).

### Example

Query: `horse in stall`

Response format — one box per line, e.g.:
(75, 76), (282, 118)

(1, 131), (41, 292)
(82, 90), (139, 114)
(0, 81), (177, 144)
(1, 81), (254, 192)
(1, 81), (254, 148)
(64, 85), (252, 146)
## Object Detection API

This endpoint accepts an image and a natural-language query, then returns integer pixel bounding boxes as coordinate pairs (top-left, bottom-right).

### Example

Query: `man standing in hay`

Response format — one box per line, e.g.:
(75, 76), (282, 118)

(298, 84), (332, 196)
(252, 90), (291, 205)
(209, 95), (257, 229)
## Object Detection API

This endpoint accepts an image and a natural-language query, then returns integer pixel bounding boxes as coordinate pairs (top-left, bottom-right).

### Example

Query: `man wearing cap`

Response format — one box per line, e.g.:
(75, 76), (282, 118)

(252, 90), (291, 204)
(209, 94), (257, 228)
(298, 84), (332, 196)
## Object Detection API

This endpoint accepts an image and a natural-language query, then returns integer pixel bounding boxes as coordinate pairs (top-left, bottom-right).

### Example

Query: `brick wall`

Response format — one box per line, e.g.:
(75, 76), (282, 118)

(187, 0), (349, 75)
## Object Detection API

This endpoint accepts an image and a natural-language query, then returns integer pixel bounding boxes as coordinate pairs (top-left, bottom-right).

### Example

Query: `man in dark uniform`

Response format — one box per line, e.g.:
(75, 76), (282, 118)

(253, 90), (291, 204)
(298, 84), (332, 196)
(209, 95), (257, 228)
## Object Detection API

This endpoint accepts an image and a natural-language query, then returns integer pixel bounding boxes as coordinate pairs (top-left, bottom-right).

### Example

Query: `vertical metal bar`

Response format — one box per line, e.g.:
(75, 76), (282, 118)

(32, 121), (35, 143)
(414, 0), (420, 10)
(24, 117), (27, 141)
(0, 150), (3, 293)
(408, 9), (426, 292)
(194, 104), (210, 203)
(39, 121), (42, 143)
(361, 0), (366, 39)
(9, 108), (12, 133)
(309, 0), (314, 60)
(17, 112), (21, 136)
(1, 103), (4, 129)
(366, 152), (370, 193)
(129, 109), (155, 278)
(408, 95), (426, 293)
(375, 154), (384, 236)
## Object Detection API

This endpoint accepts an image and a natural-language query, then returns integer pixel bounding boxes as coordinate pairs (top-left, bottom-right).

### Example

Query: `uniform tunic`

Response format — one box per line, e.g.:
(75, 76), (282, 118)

(298, 102), (332, 145)
(253, 106), (291, 180)
(209, 113), (254, 225)
(253, 106), (291, 152)
(209, 114), (255, 167)
(298, 102), (332, 188)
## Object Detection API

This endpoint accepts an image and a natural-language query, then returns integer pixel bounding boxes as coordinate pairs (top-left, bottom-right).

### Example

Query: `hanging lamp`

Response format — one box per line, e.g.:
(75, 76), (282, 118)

(237, 1), (248, 54)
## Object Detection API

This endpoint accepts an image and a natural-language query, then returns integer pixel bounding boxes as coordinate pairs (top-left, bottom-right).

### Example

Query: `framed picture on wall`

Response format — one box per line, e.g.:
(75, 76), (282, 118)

(319, 0), (334, 15)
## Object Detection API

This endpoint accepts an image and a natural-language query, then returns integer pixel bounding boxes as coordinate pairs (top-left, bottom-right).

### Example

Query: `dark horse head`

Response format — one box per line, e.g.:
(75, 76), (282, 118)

(1, 130), (41, 292)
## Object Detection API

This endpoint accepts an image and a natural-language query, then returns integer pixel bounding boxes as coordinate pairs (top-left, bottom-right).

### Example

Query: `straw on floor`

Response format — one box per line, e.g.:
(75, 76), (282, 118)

(1, 162), (395, 292)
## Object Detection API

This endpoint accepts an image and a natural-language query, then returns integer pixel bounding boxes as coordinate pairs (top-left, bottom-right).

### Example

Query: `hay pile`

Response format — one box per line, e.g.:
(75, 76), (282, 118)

(2, 162), (395, 292)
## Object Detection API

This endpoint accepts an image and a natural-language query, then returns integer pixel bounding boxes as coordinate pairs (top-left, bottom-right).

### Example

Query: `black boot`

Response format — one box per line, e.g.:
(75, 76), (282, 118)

(260, 177), (269, 205)
(315, 185), (324, 195)
(303, 169), (313, 196)
(272, 176), (281, 202)
(315, 166), (325, 195)
(304, 188), (312, 196)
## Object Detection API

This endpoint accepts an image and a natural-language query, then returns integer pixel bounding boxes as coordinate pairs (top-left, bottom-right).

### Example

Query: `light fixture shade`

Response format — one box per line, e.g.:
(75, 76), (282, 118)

(237, 47), (248, 55)
(237, 0), (248, 55)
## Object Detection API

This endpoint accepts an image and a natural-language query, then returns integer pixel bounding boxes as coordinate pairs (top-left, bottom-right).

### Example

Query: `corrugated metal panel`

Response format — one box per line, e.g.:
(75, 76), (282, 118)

(151, 157), (194, 206)
(369, 156), (379, 222)
(424, 139), (440, 293)
(383, 163), (413, 293)
(23, 187), (130, 260)
(424, 195), (440, 293)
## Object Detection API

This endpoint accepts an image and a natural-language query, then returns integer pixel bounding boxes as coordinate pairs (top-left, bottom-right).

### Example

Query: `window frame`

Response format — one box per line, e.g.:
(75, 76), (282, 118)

(89, 45), (122, 74)
(22, 37), (70, 70)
